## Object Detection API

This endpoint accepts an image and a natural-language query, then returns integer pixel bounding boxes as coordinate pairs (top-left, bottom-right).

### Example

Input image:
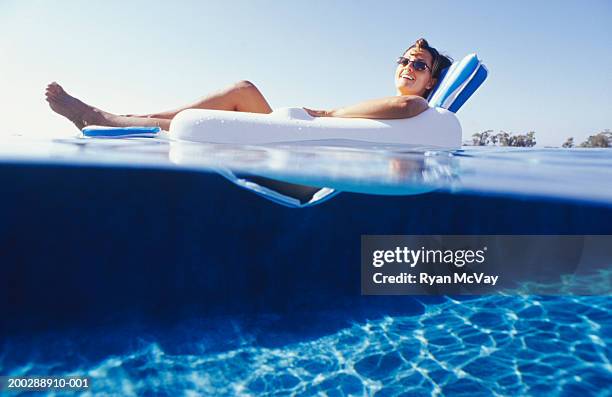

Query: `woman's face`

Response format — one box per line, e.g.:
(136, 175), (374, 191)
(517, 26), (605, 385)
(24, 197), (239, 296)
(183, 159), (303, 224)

(395, 47), (436, 97)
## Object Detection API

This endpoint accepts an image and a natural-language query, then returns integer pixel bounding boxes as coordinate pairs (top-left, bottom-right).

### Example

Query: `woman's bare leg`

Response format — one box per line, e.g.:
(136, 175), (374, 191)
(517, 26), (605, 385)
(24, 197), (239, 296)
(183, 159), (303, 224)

(125, 80), (273, 119)
(47, 80), (272, 131)
(46, 82), (171, 130)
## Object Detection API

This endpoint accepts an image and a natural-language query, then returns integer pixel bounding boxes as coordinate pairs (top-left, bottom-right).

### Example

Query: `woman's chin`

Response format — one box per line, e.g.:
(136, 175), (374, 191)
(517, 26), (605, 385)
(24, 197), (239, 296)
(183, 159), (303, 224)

(396, 87), (419, 96)
(395, 81), (416, 94)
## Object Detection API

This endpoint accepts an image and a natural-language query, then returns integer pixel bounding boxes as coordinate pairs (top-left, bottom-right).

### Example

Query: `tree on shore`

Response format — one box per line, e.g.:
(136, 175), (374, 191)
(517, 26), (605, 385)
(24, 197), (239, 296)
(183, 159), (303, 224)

(577, 130), (612, 148)
(470, 130), (536, 147)
(470, 129), (612, 148)
(472, 130), (493, 146)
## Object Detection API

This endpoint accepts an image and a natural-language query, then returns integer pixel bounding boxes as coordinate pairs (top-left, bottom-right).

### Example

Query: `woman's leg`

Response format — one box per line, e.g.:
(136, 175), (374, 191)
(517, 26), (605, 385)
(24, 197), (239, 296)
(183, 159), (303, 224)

(46, 80), (272, 131)
(46, 82), (171, 130)
(125, 80), (273, 119)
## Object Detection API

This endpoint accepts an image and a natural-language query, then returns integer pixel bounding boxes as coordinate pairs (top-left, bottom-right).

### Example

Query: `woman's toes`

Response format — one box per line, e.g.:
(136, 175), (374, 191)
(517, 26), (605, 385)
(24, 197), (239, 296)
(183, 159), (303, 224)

(47, 82), (63, 95)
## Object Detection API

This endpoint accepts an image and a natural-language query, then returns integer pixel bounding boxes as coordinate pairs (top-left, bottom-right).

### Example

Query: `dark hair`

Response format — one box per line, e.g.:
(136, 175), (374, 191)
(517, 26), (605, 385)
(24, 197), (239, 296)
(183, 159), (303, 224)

(406, 38), (453, 97)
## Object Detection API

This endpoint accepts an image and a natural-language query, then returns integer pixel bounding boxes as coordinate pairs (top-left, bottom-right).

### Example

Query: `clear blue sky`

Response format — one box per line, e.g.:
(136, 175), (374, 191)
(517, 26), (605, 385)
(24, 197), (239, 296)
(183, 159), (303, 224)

(1, 0), (610, 146)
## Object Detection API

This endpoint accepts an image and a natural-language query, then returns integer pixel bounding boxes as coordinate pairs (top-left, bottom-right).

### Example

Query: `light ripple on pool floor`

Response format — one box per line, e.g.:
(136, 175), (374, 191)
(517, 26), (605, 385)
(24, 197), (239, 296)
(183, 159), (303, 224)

(2, 295), (610, 397)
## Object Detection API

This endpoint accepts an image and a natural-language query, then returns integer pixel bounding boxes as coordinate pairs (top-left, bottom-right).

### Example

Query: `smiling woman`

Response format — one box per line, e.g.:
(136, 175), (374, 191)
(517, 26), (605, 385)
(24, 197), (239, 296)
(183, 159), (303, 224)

(45, 38), (452, 133)
(396, 38), (453, 99)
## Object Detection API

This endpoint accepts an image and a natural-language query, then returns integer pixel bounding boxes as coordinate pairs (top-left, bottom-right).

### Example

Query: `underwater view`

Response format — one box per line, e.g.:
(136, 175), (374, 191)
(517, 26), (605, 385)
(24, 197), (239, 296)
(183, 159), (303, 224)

(1, 138), (611, 396)
(2, 294), (610, 396)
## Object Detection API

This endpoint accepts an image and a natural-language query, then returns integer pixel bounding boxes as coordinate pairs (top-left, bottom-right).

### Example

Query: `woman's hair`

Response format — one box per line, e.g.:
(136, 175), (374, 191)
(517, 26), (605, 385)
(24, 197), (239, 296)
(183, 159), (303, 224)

(406, 38), (453, 97)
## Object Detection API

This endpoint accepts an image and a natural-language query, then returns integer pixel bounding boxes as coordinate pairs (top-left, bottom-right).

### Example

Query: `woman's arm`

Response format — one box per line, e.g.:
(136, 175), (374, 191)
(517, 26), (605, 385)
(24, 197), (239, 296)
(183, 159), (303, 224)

(303, 95), (429, 119)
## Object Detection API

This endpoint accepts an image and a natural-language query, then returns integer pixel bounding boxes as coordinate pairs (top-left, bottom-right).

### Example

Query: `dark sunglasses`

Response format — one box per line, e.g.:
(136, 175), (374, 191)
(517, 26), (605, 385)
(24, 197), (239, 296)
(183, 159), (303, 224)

(396, 57), (431, 72)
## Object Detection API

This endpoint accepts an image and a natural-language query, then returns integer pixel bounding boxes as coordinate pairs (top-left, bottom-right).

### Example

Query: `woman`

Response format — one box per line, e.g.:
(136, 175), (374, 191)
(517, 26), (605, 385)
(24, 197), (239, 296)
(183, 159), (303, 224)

(46, 38), (452, 132)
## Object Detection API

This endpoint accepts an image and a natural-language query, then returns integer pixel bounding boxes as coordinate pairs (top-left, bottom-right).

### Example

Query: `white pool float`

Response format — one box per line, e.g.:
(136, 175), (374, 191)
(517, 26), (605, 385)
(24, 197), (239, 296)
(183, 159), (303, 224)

(170, 106), (461, 148)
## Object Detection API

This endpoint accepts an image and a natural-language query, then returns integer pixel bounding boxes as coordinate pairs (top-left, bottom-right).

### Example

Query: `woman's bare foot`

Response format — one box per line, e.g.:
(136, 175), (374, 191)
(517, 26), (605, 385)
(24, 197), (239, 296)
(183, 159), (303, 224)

(45, 82), (113, 130)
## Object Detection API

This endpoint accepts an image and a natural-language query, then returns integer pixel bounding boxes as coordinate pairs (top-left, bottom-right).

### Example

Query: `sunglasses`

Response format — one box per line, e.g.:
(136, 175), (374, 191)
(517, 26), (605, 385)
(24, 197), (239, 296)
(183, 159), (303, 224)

(396, 57), (431, 72)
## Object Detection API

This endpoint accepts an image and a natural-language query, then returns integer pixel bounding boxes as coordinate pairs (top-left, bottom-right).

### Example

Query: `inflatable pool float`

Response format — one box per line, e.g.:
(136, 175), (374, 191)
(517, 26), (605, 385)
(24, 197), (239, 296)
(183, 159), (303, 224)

(169, 106), (460, 147)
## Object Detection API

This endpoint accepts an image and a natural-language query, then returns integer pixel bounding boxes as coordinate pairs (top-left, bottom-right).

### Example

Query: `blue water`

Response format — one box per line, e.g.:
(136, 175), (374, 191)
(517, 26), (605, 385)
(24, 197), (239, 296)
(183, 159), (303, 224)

(1, 136), (612, 204)
(0, 138), (611, 396)
(2, 294), (610, 396)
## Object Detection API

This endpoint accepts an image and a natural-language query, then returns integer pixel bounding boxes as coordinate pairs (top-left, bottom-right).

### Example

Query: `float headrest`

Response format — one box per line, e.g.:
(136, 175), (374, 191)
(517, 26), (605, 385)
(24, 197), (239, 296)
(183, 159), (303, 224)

(427, 53), (488, 113)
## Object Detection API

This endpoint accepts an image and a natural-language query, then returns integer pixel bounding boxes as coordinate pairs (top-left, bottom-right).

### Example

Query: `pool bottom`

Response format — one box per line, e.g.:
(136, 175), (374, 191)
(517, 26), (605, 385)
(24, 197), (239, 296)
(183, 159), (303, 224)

(1, 295), (610, 396)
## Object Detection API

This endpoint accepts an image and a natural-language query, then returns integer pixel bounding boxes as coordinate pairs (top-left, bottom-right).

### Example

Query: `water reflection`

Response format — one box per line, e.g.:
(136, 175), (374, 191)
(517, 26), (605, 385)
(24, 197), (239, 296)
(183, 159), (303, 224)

(0, 136), (610, 204)
(168, 141), (458, 195)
